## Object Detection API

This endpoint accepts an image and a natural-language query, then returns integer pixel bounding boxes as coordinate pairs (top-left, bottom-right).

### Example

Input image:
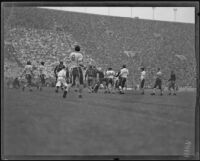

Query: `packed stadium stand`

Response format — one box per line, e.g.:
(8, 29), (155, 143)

(3, 7), (196, 88)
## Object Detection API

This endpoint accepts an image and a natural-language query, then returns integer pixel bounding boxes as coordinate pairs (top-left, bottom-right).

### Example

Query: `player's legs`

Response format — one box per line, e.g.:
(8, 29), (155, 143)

(158, 79), (163, 95)
(87, 77), (93, 93)
(62, 81), (69, 98)
(172, 81), (176, 95)
(25, 74), (32, 91)
(140, 79), (145, 94)
(55, 78), (62, 93)
(78, 67), (84, 98)
(151, 79), (158, 95)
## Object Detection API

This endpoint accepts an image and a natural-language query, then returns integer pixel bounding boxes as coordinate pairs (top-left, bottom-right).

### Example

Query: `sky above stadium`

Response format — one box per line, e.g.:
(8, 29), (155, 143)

(42, 7), (195, 24)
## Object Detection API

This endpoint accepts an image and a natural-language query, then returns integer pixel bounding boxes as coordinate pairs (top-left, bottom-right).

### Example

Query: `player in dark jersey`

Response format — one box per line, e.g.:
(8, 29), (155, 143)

(168, 70), (176, 95)
(85, 65), (97, 93)
(151, 68), (163, 96)
(54, 61), (65, 82)
(93, 67), (105, 93)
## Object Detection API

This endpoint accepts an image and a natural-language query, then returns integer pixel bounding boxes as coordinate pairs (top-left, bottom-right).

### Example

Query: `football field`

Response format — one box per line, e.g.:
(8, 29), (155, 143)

(3, 87), (196, 156)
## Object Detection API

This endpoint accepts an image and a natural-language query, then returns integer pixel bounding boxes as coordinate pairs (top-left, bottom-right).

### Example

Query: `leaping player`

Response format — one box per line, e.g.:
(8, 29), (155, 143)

(69, 45), (84, 98)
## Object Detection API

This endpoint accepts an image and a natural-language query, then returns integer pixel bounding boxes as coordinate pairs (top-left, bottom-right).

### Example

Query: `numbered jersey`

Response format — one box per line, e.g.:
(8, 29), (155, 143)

(24, 65), (33, 75)
(106, 70), (115, 79)
(69, 52), (83, 68)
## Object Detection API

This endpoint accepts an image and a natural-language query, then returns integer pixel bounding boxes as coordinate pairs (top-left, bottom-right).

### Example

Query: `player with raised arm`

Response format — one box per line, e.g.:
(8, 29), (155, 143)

(151, 68), (163, 96)
(118, 65), (129, 94)
(69, 45), (84, 98)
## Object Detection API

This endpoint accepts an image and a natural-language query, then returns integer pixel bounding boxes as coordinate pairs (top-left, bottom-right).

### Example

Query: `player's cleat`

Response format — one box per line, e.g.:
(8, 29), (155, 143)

(22, 86), (25, 91)
(78, 94), (82, 98)
(151, 93), (155, 95)
(29, 88), (33, 92)
(63, 91), (68, 98)
(173, 93), (176, 96)
(160, 93), (163, 96)
(141, 92), (145, 95)
(168, 93), (171, 95)
(39, 87), (42, 91)
(55, 89), (58, 93)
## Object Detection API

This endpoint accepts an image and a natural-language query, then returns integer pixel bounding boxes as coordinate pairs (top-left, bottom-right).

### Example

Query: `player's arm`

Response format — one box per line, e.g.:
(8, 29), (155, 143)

(85, 69), (88, 80)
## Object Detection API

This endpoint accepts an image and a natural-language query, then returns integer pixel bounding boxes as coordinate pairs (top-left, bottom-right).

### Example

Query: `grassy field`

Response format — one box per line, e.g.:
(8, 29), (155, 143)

(2, 87), (196, 157)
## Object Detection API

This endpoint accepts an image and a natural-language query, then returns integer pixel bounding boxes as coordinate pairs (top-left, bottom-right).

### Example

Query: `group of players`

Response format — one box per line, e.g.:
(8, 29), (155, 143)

(18, 45), (177, 98)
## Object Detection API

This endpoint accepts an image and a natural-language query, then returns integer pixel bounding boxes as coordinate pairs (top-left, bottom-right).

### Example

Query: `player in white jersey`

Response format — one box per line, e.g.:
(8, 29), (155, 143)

(118, 65), (129, 94)
(21, 61), (34, 91)
(105, 67), (115, 93)
(38, 61), (46, 91)
(140, 67), (146, 95)
(55, 66), (70, 98)
(69, 45), (84, 98)
(151, 68), (163, 96)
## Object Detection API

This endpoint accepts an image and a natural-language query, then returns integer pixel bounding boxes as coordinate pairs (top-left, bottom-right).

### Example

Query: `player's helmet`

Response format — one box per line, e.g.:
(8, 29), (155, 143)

(122, 65), (126, 68)
(41, 62), (45, 65)
(75, 45), (80, 52)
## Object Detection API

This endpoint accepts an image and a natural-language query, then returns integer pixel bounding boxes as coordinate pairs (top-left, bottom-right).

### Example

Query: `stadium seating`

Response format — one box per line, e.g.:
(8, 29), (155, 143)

(4, 7), (196, 88)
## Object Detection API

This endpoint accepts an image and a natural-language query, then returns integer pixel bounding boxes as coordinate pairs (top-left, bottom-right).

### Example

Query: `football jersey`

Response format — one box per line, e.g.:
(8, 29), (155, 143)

(156, 71), (162, 79)
(69, 52), (83, 68)
(120, 68), (129, 78)
(57, 69), (67, 78)
(39, 65), (46, 75)
(24, 65), (33, 75)
(141, 71), (146, 80)
(106, 70), (115, 79)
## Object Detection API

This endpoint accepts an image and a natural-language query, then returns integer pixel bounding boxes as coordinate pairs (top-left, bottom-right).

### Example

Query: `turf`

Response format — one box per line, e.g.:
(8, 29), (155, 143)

(2, 87), (196, 156)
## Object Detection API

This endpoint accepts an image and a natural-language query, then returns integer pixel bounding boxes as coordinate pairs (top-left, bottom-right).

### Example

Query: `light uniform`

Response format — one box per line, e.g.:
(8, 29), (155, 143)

(119, 68), (129, 91)
(69, 52), (83, 69)
(141, 71), (146, 80)
(106, 70), (115, 79)
(120, 68), (129, 78)
(140, 71), (146, 89)
(56, 69), (68, 87)
(24, 65), (33, 75)
(69, 52), (84, 86)
(39, 65), (46, 75)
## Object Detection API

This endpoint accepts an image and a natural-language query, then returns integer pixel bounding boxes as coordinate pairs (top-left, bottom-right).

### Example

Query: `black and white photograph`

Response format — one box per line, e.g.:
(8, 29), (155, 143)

(1, 1), (199, 160)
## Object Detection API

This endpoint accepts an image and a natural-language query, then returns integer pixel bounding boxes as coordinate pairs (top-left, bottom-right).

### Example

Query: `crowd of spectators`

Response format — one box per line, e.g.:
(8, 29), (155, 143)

(4, 7), (196, 88)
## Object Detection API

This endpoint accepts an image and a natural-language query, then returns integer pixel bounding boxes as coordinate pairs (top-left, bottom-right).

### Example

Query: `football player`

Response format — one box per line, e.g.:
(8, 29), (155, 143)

(151, 68), (163, 96)
(38, 61), (46, 91)
(21, 61), (34, 91)
(168, 70), (176, 95)
(118, 65), (129, 94)
(55, 66), (70, 98)
(85, 65), (97, 93)
(140, 67), (146, 95)
(69, 45), (84, 98)
(105, 67), (115, 93)
(54, 61), (65, 84)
